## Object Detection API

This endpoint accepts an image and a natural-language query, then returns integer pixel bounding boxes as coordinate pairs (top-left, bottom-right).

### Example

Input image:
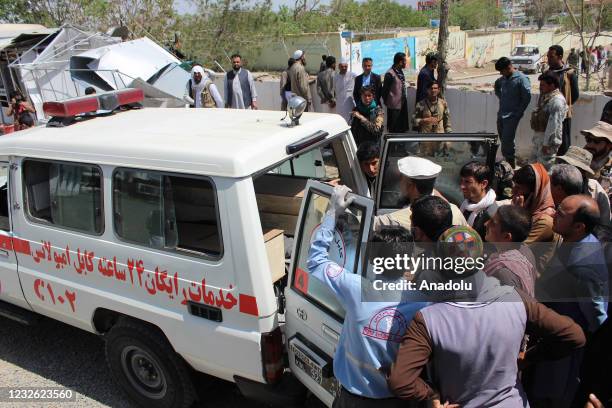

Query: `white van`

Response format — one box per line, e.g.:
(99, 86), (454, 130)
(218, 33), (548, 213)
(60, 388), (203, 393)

(0, 90), (498, 407)
(510, 44), (542, 74)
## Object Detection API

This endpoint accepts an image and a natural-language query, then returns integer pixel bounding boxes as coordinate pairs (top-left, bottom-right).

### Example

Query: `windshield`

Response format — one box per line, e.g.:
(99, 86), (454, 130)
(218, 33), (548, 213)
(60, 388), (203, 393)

(512, 47), (537, 56)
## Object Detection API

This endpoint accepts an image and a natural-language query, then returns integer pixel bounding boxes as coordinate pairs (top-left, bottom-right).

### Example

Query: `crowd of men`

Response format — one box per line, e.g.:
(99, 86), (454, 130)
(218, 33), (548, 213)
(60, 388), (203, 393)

(179, 47), (612, 407)
(314, 129), (612, 408)
(299, 46), (612, 407)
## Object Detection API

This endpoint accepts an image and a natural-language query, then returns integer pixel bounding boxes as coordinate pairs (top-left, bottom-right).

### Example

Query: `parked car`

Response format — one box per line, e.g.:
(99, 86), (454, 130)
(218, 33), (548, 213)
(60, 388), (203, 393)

(511, 44), (542, 74)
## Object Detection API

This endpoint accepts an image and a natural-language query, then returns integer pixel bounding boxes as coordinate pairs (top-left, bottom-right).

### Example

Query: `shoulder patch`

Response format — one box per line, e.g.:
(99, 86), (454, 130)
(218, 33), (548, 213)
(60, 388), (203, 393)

(325, 263), (344, 279)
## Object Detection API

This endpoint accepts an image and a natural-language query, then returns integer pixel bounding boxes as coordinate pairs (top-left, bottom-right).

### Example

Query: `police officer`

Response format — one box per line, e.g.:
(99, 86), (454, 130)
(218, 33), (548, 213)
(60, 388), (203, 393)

(307, 185), (427, 407)
(373, 156), (468, 231)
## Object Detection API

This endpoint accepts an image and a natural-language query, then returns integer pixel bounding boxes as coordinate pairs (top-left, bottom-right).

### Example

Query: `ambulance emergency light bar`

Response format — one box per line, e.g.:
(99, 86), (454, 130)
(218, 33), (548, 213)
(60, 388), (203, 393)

(43, 88), (144, 118)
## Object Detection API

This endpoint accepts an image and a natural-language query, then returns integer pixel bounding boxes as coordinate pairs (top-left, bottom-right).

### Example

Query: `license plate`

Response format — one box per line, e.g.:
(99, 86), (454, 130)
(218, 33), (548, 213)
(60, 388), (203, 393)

(290, 341), (323, 384)
(288, 337), (340, 398)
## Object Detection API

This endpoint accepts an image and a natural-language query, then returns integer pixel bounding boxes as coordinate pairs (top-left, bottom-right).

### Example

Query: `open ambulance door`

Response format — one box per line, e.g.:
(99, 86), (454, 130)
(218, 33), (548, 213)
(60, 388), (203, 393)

(0, 160), (30, 309)
(284, 180), (373, 407)
(374, 133), (499, 214)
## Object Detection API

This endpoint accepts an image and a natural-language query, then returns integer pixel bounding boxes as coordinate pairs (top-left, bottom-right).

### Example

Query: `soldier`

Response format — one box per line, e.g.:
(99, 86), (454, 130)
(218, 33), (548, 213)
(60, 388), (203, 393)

(413, 81), (452, 156)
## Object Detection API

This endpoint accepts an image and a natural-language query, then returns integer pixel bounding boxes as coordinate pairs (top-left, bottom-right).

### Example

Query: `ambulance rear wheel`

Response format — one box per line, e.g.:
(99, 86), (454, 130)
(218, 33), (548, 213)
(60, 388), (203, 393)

(105, 318), (196, 408)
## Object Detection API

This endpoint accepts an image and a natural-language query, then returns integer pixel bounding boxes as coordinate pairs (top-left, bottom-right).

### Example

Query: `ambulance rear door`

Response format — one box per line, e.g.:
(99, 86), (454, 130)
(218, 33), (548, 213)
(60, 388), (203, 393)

(284, 180), (373, 407)
(375, 133), (499, 214)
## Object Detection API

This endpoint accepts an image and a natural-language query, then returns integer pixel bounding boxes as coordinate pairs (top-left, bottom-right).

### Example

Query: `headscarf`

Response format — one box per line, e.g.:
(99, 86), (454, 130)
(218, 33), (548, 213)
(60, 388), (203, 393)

(527, 163), (556, 221)
(484, 248), (536, 297)
(356, 99), (378, 116)
(191, 65), (205, 78)
(460, 188), (497, 226)
(392, 66), (406, 88)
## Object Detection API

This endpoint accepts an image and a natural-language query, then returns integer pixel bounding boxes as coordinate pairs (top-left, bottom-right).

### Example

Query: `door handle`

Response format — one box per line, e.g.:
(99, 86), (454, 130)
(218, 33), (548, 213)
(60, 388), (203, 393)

(322, 324), (339, 343)
(0, 249), (9, 257)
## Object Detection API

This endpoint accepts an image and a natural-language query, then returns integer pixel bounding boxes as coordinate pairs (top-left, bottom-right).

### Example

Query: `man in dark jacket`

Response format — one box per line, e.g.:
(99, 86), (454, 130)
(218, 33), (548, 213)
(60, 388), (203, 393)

(353, 57), (382, 106)
(382, 52), (409, 133)
(494, 57), (532, 168)
(545, 45), (580, 156)
(415, 53), (437, 105)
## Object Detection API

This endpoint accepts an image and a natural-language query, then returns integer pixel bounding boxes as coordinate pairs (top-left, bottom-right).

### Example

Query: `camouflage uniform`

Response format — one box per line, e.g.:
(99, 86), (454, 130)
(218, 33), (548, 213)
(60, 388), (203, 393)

(413, 97), (452, 156)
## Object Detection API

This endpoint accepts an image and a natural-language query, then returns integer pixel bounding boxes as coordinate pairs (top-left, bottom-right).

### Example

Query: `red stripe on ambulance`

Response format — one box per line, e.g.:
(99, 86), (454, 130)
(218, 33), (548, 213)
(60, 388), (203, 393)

(239, 294), (259, 316)
(12, 237), (31, 255)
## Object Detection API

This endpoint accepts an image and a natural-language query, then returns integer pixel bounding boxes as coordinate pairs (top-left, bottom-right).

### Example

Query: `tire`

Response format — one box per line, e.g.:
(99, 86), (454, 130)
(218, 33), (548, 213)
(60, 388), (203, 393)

(105, 317), (196, 408)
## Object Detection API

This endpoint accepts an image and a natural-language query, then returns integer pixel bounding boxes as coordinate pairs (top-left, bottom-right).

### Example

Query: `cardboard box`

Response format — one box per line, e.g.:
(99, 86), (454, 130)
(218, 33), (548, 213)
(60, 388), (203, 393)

(264, 228), (286, 283)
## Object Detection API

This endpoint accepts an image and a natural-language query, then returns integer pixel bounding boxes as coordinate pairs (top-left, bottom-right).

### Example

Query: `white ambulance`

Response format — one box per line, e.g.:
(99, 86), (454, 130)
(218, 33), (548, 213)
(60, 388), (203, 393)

(0, 89), (498, 407)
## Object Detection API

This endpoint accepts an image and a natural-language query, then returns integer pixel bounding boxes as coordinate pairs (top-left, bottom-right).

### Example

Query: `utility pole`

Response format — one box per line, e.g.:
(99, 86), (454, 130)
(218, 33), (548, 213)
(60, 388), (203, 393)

(437, 0), (450, 95)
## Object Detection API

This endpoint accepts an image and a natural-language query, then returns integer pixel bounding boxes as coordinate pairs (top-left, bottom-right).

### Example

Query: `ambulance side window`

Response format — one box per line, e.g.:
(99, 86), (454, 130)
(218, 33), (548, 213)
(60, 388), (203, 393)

(23, 159), (103, 234)
(113, 169), (222, 259)
(270, 142), (339, 181)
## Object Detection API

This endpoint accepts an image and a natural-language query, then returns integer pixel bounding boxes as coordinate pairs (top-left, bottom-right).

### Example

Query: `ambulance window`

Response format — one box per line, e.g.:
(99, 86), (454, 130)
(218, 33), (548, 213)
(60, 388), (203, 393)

(113, 169), (222, 259)
(270, 142), (339, 181)
(292, 191), (365, 320)
(0, 165), (9, 231)
(23, 160), (103, 234)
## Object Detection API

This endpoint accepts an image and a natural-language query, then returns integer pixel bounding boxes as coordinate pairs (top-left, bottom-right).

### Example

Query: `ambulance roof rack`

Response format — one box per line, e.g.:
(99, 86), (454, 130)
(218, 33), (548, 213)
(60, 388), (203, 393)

(43, 88), (145, 127)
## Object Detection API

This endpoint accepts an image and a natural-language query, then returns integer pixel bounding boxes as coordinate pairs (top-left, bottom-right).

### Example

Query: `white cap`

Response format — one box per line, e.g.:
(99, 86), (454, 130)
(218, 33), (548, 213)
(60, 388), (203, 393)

(339, 57), (349, 65)
(397, 156), (441, 179)
(293, 50), (304, 60)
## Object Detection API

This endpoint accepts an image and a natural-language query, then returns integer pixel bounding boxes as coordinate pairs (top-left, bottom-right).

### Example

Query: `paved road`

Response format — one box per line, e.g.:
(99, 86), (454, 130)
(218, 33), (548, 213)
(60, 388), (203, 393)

(0, 315), (324, 408)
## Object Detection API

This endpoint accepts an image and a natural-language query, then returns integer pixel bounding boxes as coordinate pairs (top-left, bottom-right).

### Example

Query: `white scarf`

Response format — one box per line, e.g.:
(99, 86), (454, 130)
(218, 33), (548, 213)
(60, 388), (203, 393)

(460, 189), (497, 226)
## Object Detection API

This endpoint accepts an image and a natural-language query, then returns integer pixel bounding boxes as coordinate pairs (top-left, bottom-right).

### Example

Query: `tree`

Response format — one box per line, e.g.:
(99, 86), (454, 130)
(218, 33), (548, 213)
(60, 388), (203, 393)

(450, 0), (504, 31)
(562, 0), (607, 90)
(525, 0), (562, 30)
(0, 0), (177, 43)
(437, 0), (449, 94)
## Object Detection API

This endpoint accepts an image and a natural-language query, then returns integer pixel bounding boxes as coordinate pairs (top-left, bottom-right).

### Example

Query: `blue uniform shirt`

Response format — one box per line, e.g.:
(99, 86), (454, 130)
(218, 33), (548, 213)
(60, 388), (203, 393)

(494, 70), (531, 119)
(306, 213), (428, 398)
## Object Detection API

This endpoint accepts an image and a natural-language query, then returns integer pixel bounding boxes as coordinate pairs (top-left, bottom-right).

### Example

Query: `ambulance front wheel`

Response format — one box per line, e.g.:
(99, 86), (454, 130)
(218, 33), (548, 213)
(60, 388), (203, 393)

(105, 317), (196, 408)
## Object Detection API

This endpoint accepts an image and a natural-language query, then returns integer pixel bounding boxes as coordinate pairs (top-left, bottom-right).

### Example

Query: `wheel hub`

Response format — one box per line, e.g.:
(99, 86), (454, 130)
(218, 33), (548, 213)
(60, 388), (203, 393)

(121, 345), (168, 399)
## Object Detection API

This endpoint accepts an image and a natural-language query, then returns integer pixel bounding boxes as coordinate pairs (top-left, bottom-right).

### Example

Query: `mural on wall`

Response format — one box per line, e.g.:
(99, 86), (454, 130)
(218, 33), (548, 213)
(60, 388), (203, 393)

(415, 30), (466, 69)
(350, 42), (363, 75)
(359, 37), (417, 75)
(448, 32), (467, 60)
(467, 36), (494, 67)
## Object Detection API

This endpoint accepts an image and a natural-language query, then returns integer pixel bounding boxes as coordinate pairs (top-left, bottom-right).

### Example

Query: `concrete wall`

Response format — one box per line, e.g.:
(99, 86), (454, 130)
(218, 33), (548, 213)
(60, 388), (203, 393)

(415, 86), (610, 160)
(416, 29), (466, 67)
(251, 32), (342, 73)
(212, 75), (610, 161)
(466, 34), (496, 67)
(250, 29), (612, 73)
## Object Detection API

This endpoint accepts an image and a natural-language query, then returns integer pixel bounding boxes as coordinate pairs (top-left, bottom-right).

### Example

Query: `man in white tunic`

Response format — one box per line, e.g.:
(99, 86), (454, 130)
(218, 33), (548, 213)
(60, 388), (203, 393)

(334, 57), (356, 124)
(184, 65), (223, 108)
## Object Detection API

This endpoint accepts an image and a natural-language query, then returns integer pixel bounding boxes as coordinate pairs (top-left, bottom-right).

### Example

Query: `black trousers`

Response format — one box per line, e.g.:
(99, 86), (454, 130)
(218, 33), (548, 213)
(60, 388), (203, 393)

(557, 117), (572, 156)
(387, 98), (409, 133)
(332, 387), (415, 408)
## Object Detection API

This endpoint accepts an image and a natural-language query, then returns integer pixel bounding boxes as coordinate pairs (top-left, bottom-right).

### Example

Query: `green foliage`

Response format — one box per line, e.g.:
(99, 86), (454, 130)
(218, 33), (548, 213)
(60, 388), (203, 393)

(0, 0), (432, 68)
(525, 0), (561, 30)
(450, 0), (504, 30)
